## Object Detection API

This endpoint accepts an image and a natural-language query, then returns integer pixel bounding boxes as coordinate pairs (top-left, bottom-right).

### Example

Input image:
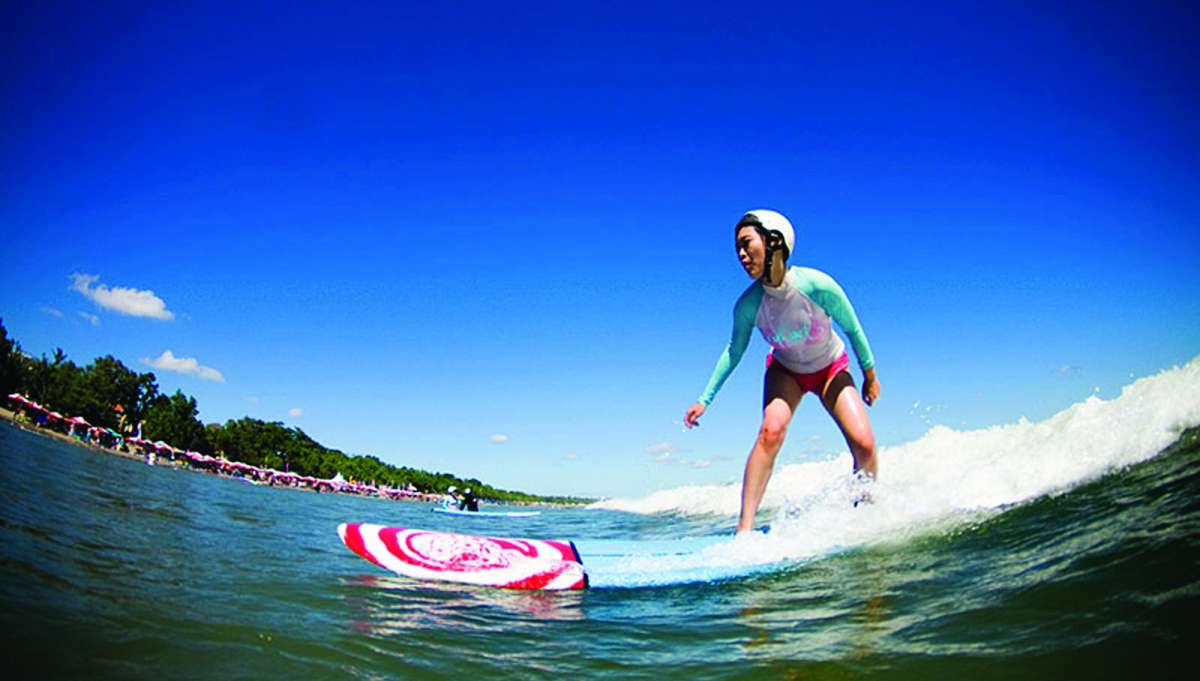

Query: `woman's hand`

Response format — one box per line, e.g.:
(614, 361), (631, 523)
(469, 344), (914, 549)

(862, 368), (881, 406)
(684, 402), (706, 429)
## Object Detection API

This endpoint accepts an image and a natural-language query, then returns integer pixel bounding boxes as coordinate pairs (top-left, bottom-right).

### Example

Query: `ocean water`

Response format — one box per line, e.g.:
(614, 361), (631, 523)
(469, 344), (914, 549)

(1, 358), (1198, 679)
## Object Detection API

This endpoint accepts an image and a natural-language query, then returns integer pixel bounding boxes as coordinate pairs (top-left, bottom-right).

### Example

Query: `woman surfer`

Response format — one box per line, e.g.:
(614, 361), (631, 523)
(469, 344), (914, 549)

(683, 209), (881, 533)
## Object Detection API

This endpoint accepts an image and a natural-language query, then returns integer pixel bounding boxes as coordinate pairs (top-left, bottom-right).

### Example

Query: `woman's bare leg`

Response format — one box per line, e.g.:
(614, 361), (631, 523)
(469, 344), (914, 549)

(821, 371), (877, 478)
(737, 362), (804, 533)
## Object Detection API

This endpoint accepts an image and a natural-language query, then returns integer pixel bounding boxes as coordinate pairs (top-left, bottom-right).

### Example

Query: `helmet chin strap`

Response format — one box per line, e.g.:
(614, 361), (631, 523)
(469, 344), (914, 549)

(759, 228), (787, 284)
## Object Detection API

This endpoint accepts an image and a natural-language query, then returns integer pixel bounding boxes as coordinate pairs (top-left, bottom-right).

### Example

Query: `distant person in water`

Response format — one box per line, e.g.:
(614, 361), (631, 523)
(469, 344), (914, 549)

(459, 488), (479, 512)
(683, 209), (881, 533)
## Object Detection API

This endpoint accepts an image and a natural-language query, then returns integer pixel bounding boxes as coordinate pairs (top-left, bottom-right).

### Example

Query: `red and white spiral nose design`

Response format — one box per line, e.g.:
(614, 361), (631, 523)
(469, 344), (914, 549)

(338, 523), (588, 591)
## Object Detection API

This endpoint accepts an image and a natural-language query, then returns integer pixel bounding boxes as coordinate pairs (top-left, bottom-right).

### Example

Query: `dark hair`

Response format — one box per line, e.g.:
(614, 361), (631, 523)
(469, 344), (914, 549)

(735, 213), (763, 230)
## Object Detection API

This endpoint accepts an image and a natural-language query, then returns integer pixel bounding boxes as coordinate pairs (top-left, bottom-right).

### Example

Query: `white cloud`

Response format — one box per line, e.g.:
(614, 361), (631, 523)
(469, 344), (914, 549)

(564, 452), (579, 461)
(71, 273), (174, 320)
(489, 434), (509, 444)
(649, 442), (714, 467)
(647, 441), (714, 469)
(242, 395), (260, 405)
(142, 350), (225, 382)
(78, 311), (100, 326)
(288, 407), (304, 418)
(41, 306), (64, 318)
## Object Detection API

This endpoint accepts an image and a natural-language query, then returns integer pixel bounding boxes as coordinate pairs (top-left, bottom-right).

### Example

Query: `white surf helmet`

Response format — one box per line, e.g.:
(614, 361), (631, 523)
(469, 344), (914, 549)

(736, 209), (794, 258)
(447, 486), (457, 493)
(736, 209), (795, 282)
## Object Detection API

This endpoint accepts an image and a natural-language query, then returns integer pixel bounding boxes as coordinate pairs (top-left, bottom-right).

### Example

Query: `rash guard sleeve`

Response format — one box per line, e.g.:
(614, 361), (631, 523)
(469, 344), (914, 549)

(796, 267), (876, 371)
(697, 285), (762, 406)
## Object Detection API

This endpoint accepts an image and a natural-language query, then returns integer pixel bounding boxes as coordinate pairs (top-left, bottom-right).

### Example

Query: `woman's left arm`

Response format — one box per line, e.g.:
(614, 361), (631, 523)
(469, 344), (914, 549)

(803, 268), (879, 404)
(861, 366), (880, 406)
(804, 269), (875, 370)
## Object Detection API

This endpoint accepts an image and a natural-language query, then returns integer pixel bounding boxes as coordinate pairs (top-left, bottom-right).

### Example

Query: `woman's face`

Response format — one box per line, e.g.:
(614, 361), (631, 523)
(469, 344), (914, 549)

(736, 226), (765, 279)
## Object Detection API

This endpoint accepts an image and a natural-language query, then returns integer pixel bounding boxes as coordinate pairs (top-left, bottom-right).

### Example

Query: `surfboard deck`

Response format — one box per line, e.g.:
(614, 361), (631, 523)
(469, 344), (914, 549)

(338, 523), (777, 591)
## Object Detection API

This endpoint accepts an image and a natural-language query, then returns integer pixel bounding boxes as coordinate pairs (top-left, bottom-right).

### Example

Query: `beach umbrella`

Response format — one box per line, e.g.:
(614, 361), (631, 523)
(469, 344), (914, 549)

(68, 416), (90, 426)
(48, 412), (63, 420)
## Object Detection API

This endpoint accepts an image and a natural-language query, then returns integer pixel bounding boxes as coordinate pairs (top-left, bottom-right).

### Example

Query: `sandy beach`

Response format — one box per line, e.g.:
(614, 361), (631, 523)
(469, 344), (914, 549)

(0, 404), (441, 501)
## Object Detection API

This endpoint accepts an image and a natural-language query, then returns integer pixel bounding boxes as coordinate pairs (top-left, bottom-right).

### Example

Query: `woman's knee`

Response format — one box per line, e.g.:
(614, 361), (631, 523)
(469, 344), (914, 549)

(758, 416), (789, 450)
(850, 430), (876, 458)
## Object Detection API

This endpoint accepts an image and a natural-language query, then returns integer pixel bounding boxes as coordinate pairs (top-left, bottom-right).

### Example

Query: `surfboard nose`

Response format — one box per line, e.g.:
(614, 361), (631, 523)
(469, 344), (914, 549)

(336, 523), (587, 590)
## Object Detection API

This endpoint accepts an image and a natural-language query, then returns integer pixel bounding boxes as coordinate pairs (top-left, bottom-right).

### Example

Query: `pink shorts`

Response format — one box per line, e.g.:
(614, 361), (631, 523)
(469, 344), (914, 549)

(766, 352), (850, 396)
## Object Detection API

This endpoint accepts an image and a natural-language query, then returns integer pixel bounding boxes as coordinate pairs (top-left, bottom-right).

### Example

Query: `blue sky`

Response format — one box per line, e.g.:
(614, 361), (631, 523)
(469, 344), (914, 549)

(2, 2), (1198, 497)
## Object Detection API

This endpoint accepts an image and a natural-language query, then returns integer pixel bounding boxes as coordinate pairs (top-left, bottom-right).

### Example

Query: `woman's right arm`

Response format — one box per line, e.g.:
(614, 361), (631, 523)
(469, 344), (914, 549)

(686, 287), (760, 426)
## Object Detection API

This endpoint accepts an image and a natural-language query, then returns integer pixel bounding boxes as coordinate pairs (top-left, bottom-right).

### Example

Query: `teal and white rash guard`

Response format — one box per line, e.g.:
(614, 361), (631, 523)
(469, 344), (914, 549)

(697, 266), (875, 406)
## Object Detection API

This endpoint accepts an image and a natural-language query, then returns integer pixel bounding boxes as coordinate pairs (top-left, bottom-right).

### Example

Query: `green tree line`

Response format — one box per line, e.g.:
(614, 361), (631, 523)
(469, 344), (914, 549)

(0, 319), (589, 504)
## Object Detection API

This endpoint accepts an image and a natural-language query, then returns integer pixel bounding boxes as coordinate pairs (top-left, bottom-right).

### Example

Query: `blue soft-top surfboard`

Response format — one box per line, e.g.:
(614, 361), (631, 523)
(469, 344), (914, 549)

(572, 530), (783, 588)
(341, 522), (788, 590)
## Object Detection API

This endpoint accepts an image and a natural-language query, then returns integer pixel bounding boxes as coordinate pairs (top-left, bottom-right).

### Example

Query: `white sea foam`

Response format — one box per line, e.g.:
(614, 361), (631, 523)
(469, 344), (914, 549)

(586, 357), (1200, 581)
